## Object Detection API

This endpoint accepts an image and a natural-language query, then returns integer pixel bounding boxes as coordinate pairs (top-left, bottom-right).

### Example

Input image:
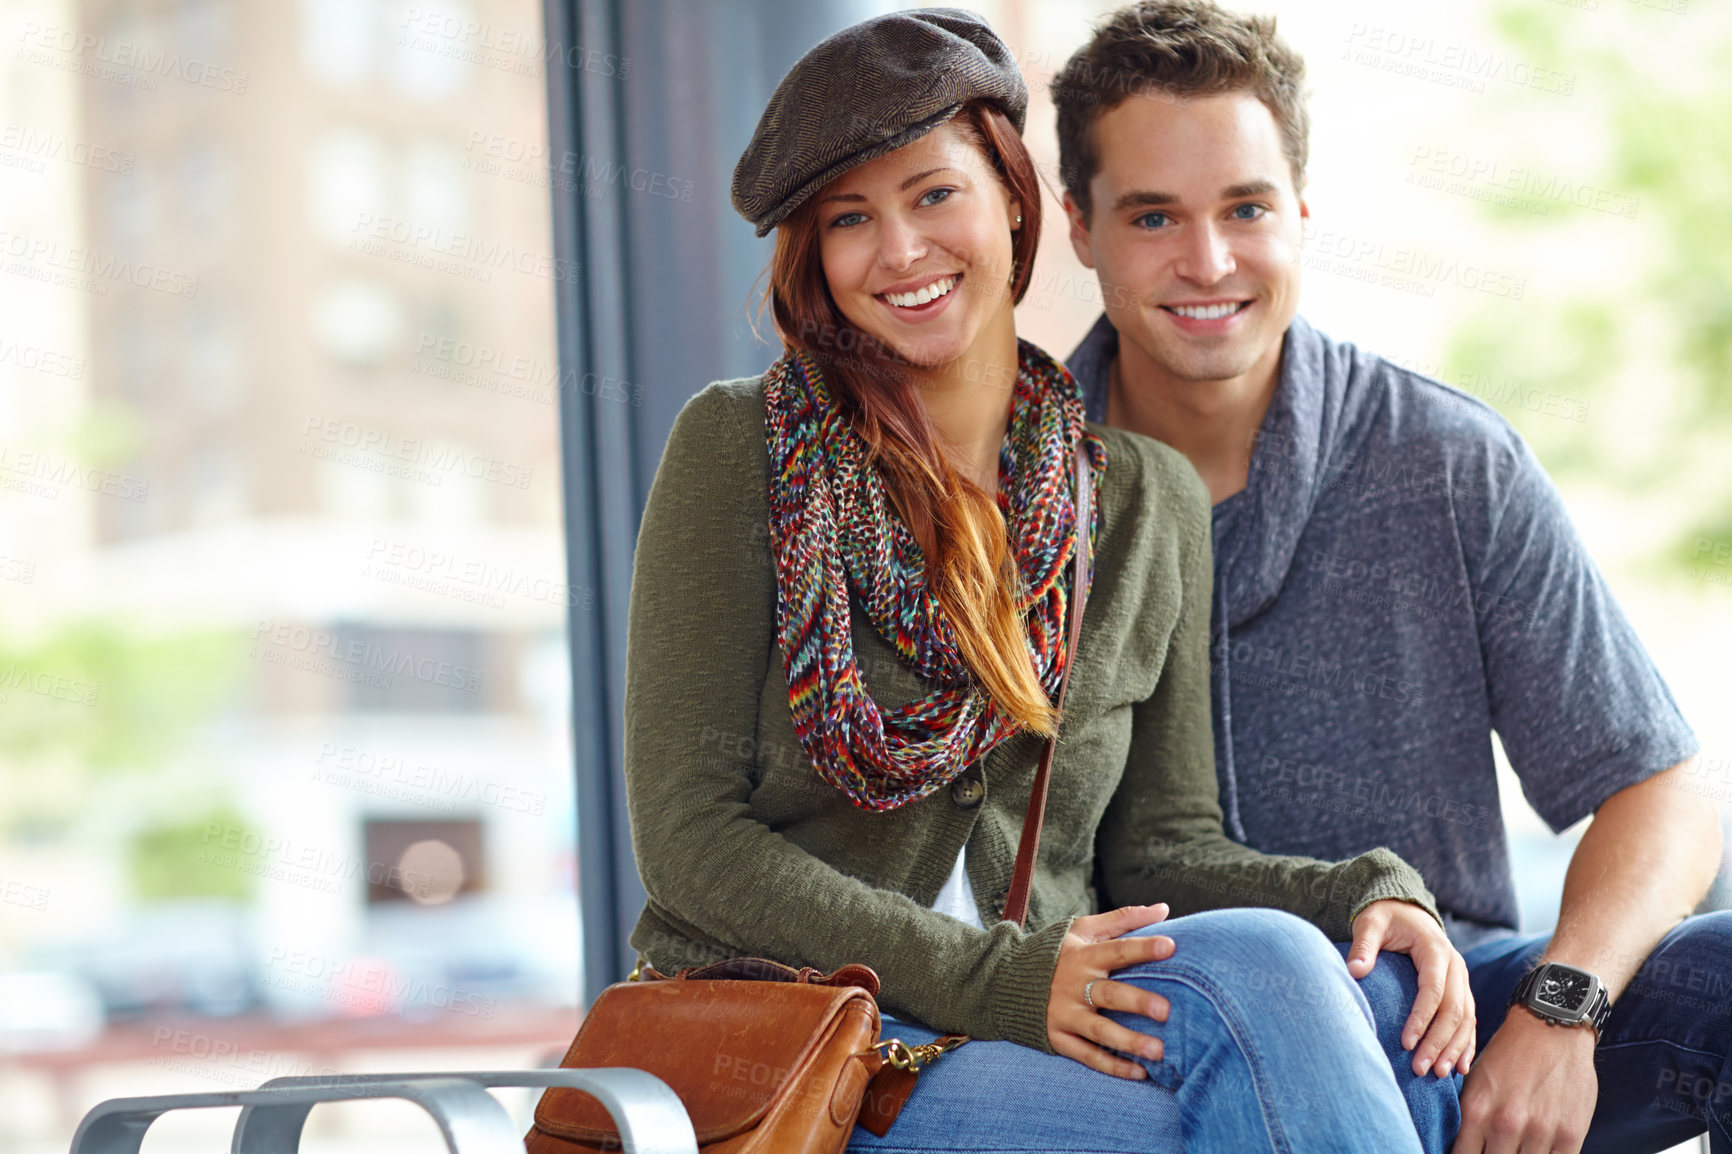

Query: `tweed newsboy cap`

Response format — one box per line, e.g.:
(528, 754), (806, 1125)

(731, 8), (1027, 238)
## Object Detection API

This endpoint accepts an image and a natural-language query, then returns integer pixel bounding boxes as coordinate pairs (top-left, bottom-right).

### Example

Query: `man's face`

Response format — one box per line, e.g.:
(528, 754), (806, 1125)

(1066, 90), (1307, 387)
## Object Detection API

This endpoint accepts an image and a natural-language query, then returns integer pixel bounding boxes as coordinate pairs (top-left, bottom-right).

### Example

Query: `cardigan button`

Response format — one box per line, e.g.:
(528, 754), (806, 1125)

(992, 886), (1010, 916)
(950, 774), (985, 808)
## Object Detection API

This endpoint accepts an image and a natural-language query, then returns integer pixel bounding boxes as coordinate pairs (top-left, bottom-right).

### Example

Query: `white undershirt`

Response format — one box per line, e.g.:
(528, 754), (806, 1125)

(930, 845), (985, 929)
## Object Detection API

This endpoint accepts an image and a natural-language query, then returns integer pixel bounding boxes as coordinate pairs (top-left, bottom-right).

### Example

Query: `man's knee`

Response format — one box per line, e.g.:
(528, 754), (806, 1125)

(1631, 910), (1732, 1001)
(1670, 909), (1732, 953)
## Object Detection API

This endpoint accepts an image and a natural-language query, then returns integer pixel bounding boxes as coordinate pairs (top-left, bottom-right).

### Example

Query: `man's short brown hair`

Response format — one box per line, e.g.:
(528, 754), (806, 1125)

(1052, 0), (1308, 219)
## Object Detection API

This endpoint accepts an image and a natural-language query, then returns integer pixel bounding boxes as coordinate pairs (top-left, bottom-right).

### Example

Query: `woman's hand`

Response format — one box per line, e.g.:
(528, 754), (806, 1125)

(1346, 898), (1477, 1078)
(1046, 903), (1175, 1080)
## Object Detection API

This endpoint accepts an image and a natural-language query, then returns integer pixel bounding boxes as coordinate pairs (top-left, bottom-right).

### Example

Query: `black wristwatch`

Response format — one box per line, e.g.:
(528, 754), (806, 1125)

(1509, 961), (1611, 1038)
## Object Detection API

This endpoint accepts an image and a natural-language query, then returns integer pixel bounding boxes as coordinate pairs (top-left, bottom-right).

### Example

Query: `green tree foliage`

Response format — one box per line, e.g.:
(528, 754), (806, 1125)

(128, 807), (256, 903)
(0, 623), (252, 899)
(1445, 1), (1732, 567)
(0, 623), (243, 855)
(0, 624), (239, 771)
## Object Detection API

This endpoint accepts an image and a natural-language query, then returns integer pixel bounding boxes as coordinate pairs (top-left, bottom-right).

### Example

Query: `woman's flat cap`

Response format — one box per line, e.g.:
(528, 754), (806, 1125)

(731, 8), (1027, 238)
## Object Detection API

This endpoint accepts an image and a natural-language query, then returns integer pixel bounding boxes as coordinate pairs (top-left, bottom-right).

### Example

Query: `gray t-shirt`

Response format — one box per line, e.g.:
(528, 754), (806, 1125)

(1068, 313), (1698, 948)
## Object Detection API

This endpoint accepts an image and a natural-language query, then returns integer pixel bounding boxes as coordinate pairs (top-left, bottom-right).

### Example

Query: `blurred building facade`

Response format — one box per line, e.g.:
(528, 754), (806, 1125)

(0, 0), (579, 1138)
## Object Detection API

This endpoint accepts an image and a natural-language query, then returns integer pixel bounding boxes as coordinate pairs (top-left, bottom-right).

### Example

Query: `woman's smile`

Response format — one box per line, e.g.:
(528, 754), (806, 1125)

(877, 272), (963, 318)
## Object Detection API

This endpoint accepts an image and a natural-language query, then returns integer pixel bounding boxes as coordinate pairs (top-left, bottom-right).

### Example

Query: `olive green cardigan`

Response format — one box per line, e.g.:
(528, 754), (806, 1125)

(623, 376), (1439, 1054)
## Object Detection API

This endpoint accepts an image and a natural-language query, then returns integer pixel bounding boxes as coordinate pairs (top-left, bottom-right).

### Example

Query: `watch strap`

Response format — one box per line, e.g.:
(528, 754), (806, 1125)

(1510, 964), (1541, 1008)
(1584, 983), (1611, 1035)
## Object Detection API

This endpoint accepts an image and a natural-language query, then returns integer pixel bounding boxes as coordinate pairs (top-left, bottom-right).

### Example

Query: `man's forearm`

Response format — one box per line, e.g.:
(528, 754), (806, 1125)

(1535, 759), (1722, 1000)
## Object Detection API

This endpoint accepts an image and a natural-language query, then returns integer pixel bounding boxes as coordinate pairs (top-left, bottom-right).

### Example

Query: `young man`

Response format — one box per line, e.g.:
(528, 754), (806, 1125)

(1053, 4), (1729, 1152)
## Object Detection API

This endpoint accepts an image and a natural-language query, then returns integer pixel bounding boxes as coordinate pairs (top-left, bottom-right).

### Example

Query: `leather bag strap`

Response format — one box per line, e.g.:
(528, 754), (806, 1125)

(858, 444), (1097, 1138)
(1001, 444), (1093, 929)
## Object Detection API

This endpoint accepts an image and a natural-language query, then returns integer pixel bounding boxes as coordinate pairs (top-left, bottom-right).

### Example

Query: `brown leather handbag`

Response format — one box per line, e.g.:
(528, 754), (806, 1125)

(528, 450), (1094, 1154)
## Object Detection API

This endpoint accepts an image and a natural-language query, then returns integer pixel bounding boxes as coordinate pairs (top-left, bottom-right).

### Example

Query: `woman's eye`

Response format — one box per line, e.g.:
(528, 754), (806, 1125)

(1232, 203), (1266, 221)
(918, 187), (953, 207)
(829, 211), (866, 229)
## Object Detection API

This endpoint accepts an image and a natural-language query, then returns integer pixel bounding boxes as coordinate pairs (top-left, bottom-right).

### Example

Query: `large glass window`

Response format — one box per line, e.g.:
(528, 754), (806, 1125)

(0, 0), (575, 1144)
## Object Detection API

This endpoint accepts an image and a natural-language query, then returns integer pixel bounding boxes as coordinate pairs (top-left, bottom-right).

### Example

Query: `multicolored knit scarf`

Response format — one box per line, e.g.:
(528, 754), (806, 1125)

(763, 339), (1106, 812)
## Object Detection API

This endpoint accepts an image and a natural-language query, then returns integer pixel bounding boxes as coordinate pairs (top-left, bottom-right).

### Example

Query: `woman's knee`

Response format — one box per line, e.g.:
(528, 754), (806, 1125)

(1144, 906), (1338, 962)
(1106, 908), (1376, 1065)
(1343, 942), (1418, 1001)
(1222, 906), (1337, 956)
(1116, 907), (1358, 1003)
(1339, 943), (1420, 1047)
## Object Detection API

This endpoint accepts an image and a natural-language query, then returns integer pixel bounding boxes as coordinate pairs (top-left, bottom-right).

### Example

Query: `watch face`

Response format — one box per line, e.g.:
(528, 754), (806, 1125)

(1535, 967), (1592, 1013)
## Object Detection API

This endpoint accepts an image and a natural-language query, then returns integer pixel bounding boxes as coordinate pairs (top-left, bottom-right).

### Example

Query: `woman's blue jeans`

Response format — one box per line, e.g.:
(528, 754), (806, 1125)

(848, 907), (1461, 1153)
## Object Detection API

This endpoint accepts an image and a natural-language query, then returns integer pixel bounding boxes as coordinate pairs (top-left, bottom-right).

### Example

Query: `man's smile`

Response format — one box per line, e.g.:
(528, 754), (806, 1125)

(1159, 299), (1254, 330)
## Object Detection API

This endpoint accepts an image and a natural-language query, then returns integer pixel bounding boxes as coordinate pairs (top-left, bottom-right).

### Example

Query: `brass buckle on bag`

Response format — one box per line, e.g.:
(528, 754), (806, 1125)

(872, 1035), (965, 1072)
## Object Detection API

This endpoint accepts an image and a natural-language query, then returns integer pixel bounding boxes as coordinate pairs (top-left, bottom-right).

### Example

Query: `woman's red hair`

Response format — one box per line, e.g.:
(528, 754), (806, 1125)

(763, 101), (1057, 736)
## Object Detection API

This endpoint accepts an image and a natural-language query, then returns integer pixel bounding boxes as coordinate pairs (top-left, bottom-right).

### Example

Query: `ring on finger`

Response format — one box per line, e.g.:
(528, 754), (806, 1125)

(1084, 978), (1100, 1008)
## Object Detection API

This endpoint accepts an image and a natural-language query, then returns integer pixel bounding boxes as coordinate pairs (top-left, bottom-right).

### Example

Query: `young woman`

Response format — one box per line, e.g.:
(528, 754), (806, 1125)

(622, 10), (1471, 1151)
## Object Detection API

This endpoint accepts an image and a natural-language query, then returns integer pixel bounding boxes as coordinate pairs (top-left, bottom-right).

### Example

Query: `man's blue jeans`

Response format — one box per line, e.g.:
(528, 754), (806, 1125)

(847, 907), (1460, 1153)
(1457, 910), (1732, 1153)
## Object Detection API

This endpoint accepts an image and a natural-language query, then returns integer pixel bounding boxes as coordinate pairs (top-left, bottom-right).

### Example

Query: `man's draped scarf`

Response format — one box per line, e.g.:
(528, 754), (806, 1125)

(763, 339), (1105, 811)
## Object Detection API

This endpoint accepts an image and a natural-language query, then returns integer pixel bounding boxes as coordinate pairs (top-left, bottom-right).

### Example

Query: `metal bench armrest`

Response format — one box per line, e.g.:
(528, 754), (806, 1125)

(70, 1078), (520, 1154)
(240, 1068), (697, 1154)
